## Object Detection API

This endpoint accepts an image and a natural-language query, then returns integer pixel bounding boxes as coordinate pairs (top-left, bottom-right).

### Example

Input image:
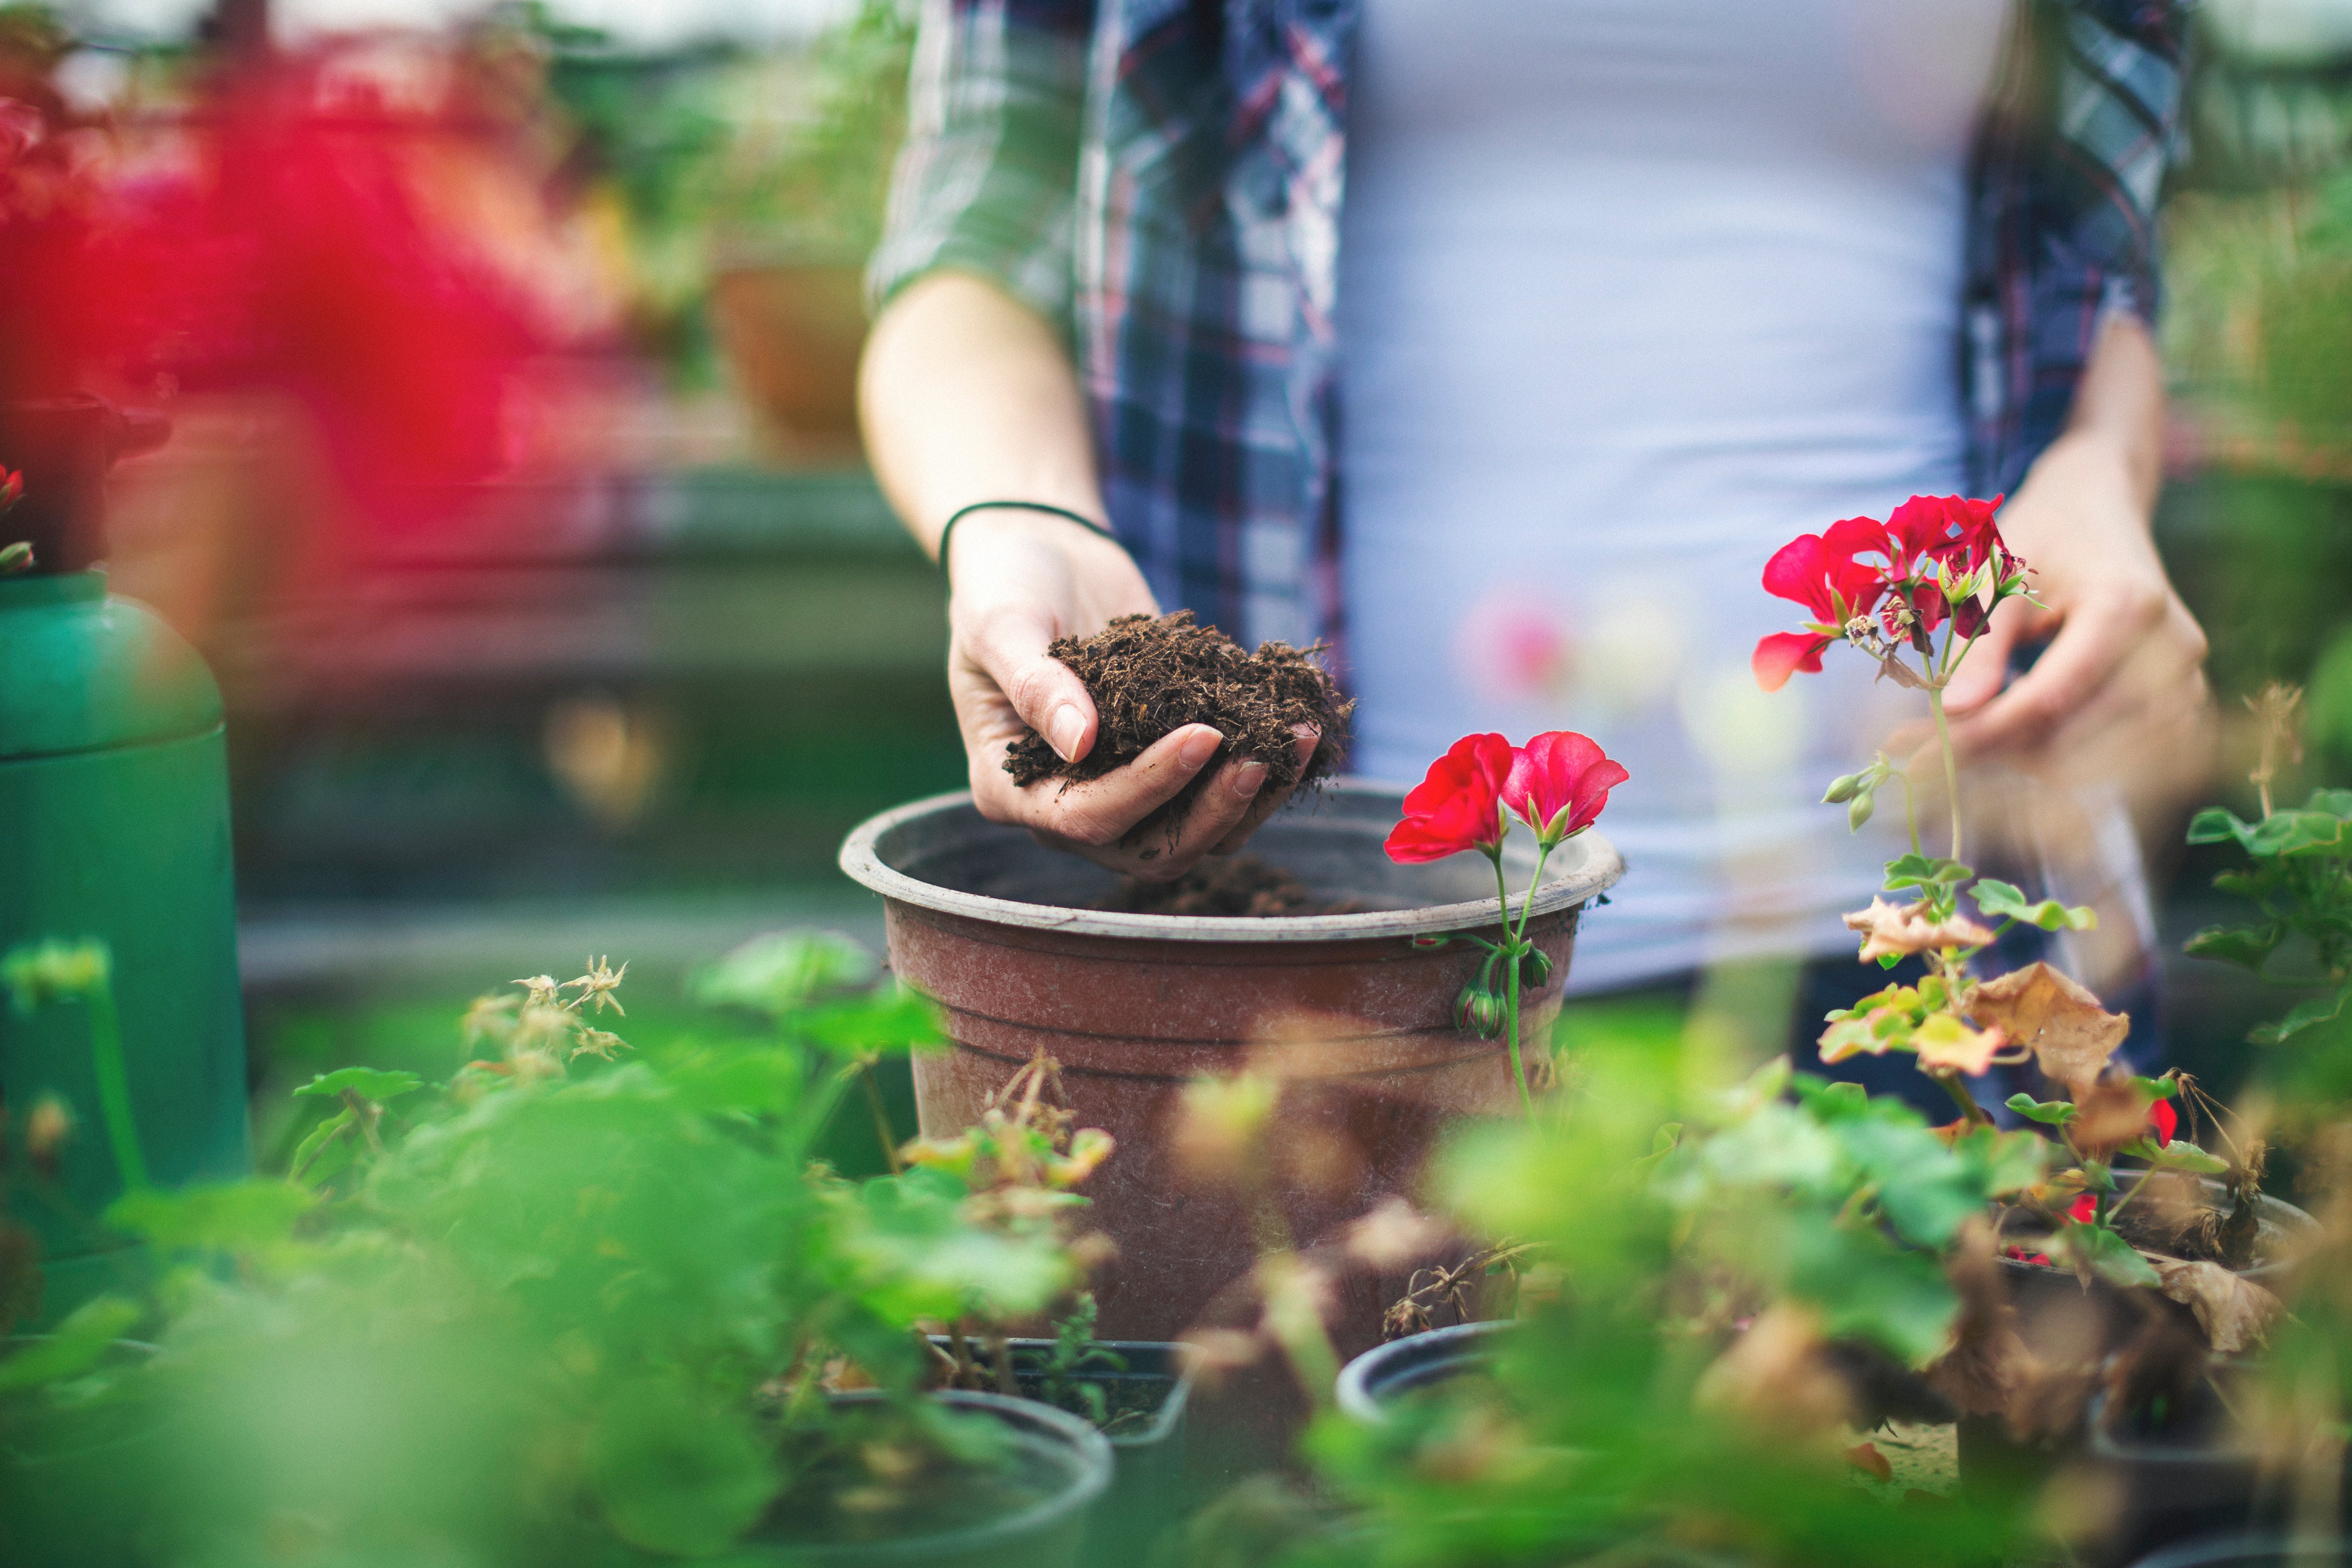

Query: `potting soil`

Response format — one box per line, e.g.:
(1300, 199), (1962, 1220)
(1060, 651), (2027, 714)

(1093, 854), (1362, 917)
(1005, 611), (1351, 840)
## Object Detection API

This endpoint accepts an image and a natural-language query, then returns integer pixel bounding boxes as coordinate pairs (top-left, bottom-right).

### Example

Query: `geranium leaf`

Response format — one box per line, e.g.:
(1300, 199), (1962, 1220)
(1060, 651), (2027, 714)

(2185, 923), (2284, 971)
(106, 1179), (315, 1253)
(292, 1067), (421, 1102)
(2061, 1219), (2162, 1289)
(2004, 1093), (2077, 1127)
(1972, 880), (2098, 931)
(2250, 984), (2352, 1045)
(2187, 807), (2253, 848)
(2306, 787), (2352, 819)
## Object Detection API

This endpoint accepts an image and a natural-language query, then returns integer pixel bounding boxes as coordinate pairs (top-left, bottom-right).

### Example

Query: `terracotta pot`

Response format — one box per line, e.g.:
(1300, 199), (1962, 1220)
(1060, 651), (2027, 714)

(706, 261), (868, 462)
(838, 781), (1623, 1345)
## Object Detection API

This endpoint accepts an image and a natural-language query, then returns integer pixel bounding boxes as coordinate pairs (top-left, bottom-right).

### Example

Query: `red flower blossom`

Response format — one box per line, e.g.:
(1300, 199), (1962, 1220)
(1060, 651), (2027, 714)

(2067, 1194), (2097, 1225)
(1502, 731), (1628, 847)
(1386, 734), (1516, 864)
(1752, 527), (1889, 691)
(2148, 1097), (2177, 1144)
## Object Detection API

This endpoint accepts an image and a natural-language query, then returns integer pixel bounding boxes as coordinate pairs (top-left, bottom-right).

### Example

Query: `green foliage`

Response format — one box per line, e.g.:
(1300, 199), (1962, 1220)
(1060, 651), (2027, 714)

(1655, 1060), (2044, 1364)
(2006, 1093), (2079, 1127)
(2058, 1218), (2163, 1289)
(1881, 854), (1973, 895)
(1271, 1039), (2023, 1568)
(1972, 879), (2098, 932)
(20, 943), (1083, 1565)
(2184, 786), (2352, 1055)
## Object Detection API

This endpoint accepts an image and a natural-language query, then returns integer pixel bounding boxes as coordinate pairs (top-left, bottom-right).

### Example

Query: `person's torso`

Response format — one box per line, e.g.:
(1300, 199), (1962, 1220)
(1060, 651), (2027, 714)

(1335, 0), (2010, 987)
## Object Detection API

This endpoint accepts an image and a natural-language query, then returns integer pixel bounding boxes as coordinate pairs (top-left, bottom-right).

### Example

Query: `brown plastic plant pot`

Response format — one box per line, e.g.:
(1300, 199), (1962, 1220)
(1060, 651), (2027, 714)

(838, 780), (1624, 1347)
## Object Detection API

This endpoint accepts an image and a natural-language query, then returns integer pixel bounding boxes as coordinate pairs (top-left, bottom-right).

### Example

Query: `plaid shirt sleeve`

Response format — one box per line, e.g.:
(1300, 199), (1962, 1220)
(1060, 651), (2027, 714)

(866, 0), (1094, 331)
(1966, 0), (2190, 492)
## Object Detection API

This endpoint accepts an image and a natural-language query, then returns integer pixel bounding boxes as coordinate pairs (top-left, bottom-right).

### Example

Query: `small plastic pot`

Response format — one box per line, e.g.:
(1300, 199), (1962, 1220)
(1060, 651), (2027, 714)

(927, 1337), (1195, 1563)
(760, 1390), (1113, 1568)
(1334, 1320), (1513, 1422)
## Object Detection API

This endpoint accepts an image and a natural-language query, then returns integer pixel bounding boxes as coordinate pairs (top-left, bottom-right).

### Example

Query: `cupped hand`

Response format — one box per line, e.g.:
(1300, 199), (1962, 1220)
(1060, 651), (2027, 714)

(947, 509), (1321, 880)
(1937, 434), (2211, 800)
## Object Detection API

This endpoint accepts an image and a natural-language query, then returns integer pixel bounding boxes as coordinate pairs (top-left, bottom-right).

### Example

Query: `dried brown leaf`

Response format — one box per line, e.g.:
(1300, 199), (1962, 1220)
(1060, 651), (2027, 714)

(1925, 1217), (2029, 1418)
(1842, 897), (1997, 963)
(1965, 962), (2128, 1087)
(2153, 1258), (2282, 1356)
(1844, 1441), (1894, 1483)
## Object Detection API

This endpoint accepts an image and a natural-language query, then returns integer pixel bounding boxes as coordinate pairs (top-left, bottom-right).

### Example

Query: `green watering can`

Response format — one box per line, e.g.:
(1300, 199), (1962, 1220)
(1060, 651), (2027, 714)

(0, 396), (249, 1320)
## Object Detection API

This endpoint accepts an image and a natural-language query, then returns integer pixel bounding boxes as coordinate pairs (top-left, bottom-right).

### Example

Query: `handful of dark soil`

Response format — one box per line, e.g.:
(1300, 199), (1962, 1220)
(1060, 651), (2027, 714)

(1094, 854), (1363, 917)
(1005, 611), (1352, 839)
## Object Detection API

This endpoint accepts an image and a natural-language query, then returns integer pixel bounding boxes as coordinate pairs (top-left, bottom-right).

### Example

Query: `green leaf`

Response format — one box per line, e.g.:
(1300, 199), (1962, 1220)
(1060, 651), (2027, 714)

(2250, 984), (2352, 1044)
(1972, 879), (2098, 931)
(591, 1378), (779, 1556)
(2184, 923), (2284, 972)
(2060, 1220), (2162, 1289)
(2307, 787), (2352, 819)
(2123, 1138), (2230, 1175)
(2187, 807), (2252, 847)
(691, 928), (879, 1018)
(799, 983), (946, 1057)
(106, 1179), (315, 1253)
(1883, 854), (1972, 892)
(2248, 810), (2352, 859)
(2004, 1093), (2078, 1127)
(292, 1067), (422, 1102)
(1951, 1125), (2049, 1197)
(289, 1107), (356, 1184)
(0, 1295), (140, 1392)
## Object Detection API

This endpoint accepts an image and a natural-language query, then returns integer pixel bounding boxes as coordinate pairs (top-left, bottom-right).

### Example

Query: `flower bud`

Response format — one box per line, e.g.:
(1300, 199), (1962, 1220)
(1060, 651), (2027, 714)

(0, 541), (28, 576)
(1822, 773), (1862, 805)
(1518, 948), (1553, 991)
(1848, 790), (1875, 832)
(1455, 985), (1507, 1039)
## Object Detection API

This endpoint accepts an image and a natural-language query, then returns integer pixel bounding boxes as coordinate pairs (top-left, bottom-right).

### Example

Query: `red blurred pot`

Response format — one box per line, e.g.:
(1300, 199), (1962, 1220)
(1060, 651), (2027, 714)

(838, 781), (1623, 1346)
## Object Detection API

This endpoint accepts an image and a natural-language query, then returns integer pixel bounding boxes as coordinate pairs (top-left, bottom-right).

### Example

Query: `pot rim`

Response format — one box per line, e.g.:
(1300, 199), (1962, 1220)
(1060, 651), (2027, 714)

(838, 781), (1626, 944)
(1334, 1319), (1516, 1424)
(777, 1388), (1114, 1564)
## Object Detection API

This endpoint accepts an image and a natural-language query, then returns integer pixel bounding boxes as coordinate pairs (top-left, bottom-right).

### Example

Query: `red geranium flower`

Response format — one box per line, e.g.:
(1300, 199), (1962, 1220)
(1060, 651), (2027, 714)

(2067, 1193), (2097, 1225)
(1385, 733), (1516, 864)
(1752, 527), (1889, 692)
(1503, 731), (1628, 848)
(2148, 1097), (2177, 1144)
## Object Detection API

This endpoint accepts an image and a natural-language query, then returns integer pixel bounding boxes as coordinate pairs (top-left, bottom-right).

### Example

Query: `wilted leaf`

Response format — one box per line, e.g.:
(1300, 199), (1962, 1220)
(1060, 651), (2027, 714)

(1965, 963), (2127, 1087)
(1842, 898), (1995, 963)
(2152, 1259), (2280, 1355)
(1912, 1013), (2004, 1076)
(1844, 1441), (1893, 1483)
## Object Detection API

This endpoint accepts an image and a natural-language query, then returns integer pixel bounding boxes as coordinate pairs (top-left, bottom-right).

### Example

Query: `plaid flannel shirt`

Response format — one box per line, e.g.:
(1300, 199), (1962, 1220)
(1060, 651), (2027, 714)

(873, 0), (2190, 653)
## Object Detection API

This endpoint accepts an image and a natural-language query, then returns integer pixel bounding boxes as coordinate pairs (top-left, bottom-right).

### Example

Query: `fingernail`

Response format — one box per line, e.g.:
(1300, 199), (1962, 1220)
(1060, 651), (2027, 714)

(1049, 704), (1085, 761)
(1179, 729), (1223, 770)
(1232, 761), (1267, 799)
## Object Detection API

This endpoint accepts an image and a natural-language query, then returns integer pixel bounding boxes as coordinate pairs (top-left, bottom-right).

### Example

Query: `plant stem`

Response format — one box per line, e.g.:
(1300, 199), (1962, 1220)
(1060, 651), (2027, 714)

(85, 980), (147, 1193)
(1934, 1070), (1990, 1129)
(1928, 686), (1963, 864)
(1506, 934), (1531, 1118)
(1492, 847), (1535, 1117)
(1515, 842), (1556, 942)
(858, 1060), (902, 1174)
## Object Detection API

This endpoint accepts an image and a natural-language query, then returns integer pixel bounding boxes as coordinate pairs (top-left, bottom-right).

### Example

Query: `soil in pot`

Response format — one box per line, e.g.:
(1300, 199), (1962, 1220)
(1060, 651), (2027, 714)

(1003, 612), (1352, 841)
(1093, 855), (1363, 917)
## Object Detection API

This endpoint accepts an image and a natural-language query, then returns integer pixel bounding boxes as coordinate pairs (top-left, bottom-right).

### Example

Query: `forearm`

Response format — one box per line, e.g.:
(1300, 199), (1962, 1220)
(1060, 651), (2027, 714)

(858, 270), (1106, 559)
(2028, 312), (2165, 518)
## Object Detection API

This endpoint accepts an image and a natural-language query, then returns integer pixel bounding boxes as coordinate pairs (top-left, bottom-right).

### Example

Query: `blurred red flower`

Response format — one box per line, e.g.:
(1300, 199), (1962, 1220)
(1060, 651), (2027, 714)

(1385, 733), (1515, 864)
(2067, 1193), (2097, 1225)
(2148, 1096), (2177, 1144)
(1502, 730), (1627, 847)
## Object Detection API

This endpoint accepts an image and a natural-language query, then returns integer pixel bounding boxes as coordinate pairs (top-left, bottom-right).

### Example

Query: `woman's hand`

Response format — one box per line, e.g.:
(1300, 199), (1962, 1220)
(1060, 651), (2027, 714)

(1939, 317), (2213, 808)
(947, 508), (1319, 880)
